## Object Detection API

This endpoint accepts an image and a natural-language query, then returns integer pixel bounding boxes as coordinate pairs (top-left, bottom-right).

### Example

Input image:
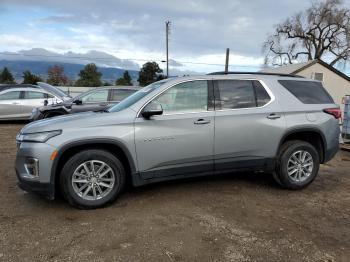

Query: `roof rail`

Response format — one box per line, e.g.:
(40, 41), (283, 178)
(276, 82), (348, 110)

(207, 71), (304, 78)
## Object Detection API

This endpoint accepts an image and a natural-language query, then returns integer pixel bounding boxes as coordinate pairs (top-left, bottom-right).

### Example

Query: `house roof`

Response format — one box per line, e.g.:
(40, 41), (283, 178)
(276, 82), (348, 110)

(262, 59), (350, 83)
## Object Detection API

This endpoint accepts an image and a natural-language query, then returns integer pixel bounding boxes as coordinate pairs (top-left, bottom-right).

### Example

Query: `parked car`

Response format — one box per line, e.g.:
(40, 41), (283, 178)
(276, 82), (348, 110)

(15, 73), (340, 209)
(30, 87), (139, 121)
(0, 82), (69, 121)
(0, 84), (40, 92)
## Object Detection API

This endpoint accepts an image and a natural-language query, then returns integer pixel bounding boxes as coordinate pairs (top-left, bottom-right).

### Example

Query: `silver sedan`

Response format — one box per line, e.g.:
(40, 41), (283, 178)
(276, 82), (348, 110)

(0, 87), (63, 120)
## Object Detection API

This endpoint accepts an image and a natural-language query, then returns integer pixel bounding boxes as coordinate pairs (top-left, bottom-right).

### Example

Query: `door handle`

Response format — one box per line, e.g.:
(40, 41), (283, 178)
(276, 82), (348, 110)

(11, 102), (20, 105)
(267, 113), (281, 120)
(194, 118), (211, 125)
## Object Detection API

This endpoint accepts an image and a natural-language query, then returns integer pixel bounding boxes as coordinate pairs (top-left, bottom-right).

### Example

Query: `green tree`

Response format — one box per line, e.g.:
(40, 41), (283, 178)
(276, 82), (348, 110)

(137, 62), (163, 86)
(123, 71), (132, 85)
(115, 70), (133, 86)
(75, 63), (102, 87)
(0, 67), (15, 84)
(115, 77), (127, 86)
(22, 70), (42, 84)
(47, 65), (68, 86)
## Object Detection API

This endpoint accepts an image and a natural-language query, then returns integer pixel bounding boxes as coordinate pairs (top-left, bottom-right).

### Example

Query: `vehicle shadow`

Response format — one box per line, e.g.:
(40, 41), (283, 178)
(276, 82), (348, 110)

(0, 120), (29, 125)
(127, 171), (279, 198)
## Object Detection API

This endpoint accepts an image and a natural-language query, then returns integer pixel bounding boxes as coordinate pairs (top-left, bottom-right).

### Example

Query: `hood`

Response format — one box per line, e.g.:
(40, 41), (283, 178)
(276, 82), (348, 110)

(37, 82), (71, 101)
(21, 108), (136, 134)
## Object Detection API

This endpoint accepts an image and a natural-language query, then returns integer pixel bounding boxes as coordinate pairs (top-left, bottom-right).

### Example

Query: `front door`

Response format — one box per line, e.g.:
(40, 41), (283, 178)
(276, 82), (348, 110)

(135, 80), (215, 179)
(72, 89), (110, 113)
(213, 79), (286, 172)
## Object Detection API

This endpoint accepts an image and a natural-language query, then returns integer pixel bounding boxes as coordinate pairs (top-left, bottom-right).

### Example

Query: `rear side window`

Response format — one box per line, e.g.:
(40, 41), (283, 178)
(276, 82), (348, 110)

(215, 80), (256, 109)
(279, 80), (334, 104)
(253, 81), (271, 107)
(214, 80), (271, 110)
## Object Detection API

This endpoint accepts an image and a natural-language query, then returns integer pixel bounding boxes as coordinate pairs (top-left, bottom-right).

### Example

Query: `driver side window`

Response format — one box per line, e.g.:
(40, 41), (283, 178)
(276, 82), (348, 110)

(81, 90), (109, 103)
(153, 80), (208, 114)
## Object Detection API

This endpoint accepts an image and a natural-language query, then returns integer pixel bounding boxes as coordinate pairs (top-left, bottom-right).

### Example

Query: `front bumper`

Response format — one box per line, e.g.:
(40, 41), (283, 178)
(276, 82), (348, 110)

(15, 141), (57, 199)
(16, 170), (53, 199)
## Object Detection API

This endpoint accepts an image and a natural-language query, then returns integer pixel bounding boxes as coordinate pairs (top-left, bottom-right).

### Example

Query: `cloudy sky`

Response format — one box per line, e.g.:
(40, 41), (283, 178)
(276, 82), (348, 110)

(0, 0), (349, 74)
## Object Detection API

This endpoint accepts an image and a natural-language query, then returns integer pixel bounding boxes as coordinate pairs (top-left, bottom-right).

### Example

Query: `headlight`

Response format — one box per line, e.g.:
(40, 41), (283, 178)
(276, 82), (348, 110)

(17, 130), (62, 143)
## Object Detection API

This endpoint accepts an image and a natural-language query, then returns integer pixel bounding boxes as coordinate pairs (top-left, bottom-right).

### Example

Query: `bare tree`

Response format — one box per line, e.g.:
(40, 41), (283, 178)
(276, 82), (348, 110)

(263, 0), (350, 66)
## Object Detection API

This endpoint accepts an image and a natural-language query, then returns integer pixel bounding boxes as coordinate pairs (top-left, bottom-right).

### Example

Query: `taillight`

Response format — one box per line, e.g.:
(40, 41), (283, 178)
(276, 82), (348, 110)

(323, 108), (342, 119)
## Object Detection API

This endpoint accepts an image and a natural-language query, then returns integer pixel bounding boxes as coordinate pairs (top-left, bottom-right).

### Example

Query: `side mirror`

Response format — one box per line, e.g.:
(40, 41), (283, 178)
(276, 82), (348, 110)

(73, 99), (82, 105)
(141, 102), (163, 119)
(44, 99), (48, 106)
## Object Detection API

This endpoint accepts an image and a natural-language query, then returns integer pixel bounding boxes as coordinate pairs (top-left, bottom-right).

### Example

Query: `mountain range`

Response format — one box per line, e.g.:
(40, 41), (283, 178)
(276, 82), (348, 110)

(0, 59), (139, 83)
(0, 48), (143, 83)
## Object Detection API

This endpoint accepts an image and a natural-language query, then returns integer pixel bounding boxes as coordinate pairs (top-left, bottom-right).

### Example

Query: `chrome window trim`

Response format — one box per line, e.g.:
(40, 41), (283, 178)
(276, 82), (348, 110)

(136, 78), (275, 117)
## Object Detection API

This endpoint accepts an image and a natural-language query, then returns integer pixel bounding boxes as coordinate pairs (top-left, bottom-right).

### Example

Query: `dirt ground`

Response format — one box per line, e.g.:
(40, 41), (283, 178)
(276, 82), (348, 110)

(0, 123), (349, 262)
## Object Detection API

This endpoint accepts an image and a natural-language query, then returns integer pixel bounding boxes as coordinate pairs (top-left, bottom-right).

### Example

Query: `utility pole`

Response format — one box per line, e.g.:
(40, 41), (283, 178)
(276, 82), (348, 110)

(165, 21), (171, 78)
(225, 48), (230, 74)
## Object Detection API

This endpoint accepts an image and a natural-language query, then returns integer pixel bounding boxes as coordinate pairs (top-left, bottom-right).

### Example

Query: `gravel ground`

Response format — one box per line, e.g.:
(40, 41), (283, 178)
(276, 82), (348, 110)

(0, 123), (349, 262)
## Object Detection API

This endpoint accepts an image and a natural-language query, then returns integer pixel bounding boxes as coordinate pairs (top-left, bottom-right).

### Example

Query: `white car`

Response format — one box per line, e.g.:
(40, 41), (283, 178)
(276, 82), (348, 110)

(0, 82), (70, 120)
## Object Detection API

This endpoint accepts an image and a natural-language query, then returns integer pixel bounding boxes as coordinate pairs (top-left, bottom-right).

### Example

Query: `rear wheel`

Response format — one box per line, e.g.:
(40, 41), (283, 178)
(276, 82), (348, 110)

(274, 140), (320, 189)
(60, 149), (125, 209)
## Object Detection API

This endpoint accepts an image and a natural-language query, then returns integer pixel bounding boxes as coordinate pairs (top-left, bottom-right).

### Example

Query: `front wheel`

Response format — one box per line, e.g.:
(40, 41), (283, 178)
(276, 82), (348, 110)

(60, 149), (125, 209)
(274, 140), (320, 189)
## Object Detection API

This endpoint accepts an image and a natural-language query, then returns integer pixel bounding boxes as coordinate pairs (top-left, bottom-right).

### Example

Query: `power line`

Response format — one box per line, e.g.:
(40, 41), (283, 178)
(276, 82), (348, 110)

(0, 51), (266, 68)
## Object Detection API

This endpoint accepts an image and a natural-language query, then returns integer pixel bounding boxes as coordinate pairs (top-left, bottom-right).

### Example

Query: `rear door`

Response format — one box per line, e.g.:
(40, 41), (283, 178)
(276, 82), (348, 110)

(134, 80), (215, 179)
(21, 90), (49, 118)
(0, 90), (22, 119)
(213, 79), (286, 172)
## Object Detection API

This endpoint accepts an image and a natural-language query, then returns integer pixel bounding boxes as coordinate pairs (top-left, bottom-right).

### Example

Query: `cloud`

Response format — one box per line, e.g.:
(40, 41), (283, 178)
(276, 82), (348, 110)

(0, 0), (350, 74)
(0, 48), (140, 70)
(168, 59), (183, 67)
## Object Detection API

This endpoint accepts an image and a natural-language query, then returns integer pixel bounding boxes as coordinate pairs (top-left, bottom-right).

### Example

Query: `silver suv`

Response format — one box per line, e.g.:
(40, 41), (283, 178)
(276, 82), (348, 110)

(15, 73), (340, 209)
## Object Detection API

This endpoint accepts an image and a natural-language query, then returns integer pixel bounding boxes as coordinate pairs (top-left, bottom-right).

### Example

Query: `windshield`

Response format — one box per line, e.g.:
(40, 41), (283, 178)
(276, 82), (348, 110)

(37, 82), (71, 99)
(108, 81), (168, 112)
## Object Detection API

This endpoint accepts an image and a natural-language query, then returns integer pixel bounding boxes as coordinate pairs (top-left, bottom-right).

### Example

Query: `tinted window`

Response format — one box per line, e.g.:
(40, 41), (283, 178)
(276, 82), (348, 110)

(279, 80), (334, 104)
(0, 91), (21, 100)
(24, 91), (46, 99)
(81, 90), (109, 103)
(110, 89), (136, 102)
(253, 81), (271, 106)
(153, 80), (208, 114)
(215, 80), (256, 109)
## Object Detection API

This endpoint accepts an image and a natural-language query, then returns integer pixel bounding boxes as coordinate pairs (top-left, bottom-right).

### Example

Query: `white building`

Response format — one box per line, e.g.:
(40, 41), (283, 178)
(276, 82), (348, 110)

(262, 59), (350, 112)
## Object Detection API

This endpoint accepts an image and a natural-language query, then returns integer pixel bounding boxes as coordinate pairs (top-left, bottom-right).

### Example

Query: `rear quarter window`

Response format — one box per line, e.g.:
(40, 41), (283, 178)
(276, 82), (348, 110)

(278, 80), (334, 104)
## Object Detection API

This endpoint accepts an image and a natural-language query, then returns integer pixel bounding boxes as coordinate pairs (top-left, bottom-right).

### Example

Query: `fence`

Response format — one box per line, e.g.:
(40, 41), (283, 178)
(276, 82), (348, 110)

(57, 86), (137, 97)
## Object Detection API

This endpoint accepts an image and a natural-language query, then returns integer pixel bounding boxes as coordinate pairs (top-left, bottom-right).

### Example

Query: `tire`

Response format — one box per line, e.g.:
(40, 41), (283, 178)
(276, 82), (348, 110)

(60, 149), (126, 209)
(274, 140), (320, 190)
